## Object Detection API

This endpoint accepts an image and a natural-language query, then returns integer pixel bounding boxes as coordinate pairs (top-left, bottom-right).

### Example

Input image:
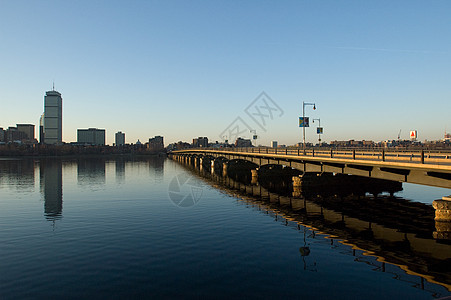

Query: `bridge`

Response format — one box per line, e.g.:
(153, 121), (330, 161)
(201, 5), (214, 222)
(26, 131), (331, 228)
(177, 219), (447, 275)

(169, 147), (451, 220)
(170, 147), (451, 189)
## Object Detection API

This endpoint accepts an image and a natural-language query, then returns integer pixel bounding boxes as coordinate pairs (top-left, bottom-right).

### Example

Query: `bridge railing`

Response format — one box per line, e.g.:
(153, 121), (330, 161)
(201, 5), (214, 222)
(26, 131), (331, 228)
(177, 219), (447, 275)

(183, 147), (451, 165)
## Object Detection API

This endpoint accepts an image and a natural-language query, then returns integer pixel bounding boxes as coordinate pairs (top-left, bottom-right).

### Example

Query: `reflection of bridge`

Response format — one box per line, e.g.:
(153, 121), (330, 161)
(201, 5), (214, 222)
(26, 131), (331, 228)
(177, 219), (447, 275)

(171, 148), (451, 189)
(174, 159), (451, 295)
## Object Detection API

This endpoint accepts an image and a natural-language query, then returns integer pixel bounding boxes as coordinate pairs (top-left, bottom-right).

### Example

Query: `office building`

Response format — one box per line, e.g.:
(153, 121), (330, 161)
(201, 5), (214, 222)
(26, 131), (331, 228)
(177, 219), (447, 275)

(0, 128), (5, 143)
(148, 136), (164, 150)
(272, 141), (278, 148)
(6, 127), (27, 142)
(193, 137), (208, 148)
(115, 131), (125, 146)
(17, 124), (35, 140)
(77, 128), (105, 145)
(44, 90), (63, 144)
(235, 137), (252, 147)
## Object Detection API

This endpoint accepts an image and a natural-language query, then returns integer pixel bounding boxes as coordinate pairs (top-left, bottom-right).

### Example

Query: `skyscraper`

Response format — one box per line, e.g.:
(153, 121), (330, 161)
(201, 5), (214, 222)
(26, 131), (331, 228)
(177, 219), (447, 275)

(44, 90), (62, 145)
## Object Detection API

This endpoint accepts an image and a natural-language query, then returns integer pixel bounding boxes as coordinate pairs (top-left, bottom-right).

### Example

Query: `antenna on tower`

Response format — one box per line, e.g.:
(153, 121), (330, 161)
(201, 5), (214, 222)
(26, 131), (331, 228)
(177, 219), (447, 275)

(52, 81), (55, 91)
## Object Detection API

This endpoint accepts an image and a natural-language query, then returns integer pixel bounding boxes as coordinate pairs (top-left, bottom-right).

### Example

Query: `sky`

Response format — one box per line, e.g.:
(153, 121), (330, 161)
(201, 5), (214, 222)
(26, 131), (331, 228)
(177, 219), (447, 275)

(1, 0), (450, 146)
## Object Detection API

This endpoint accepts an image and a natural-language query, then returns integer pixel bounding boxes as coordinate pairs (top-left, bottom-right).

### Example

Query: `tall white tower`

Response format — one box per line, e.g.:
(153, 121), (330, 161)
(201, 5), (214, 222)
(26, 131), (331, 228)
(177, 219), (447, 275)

(44, 90), (63, 144)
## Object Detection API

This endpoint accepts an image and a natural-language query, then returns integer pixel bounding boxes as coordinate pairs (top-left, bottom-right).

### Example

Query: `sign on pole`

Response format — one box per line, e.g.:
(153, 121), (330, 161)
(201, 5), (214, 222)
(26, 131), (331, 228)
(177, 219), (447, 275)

(317, 127), (323, 134)
(299, 117), (309, 127)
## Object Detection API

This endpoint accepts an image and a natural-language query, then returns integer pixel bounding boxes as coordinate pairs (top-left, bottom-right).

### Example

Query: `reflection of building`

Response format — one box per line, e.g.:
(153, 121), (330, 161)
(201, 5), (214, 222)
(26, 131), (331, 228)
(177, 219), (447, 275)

(44, 90), (63, 145)
(115, 131), (125, 146)
(77, 128), (106, 145)
(148, 136), (164, 151)
(193, 137), (208, 148)
(40, 159), (63, 221)
(0, 159), (35, 191)
(77, 158), (106, 186)
(115, 159), (125, 183)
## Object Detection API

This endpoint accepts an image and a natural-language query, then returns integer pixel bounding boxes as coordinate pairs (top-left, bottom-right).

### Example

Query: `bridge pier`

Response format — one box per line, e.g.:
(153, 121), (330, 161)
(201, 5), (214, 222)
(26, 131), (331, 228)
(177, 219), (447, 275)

(211, 160), (215, 174)
(292, 175), (303, 198)
(433, 196), (451, 240)
(223, 162), (228, 177)
(251, 169), (258, 185)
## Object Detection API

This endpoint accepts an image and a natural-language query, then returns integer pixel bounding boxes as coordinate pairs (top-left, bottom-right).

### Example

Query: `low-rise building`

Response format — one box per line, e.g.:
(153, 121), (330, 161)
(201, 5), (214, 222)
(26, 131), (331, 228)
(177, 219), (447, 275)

(148, 136), (164, 151)
(77, 128), (106, 145)
(235, 137), (252, 147)
(193, 137), (208, 148)
(0, 128), (5, 143)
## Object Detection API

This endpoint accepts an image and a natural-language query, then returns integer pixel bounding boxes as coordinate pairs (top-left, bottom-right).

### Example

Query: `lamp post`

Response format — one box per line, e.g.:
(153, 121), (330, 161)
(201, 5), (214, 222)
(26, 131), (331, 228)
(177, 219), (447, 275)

(302, 101), (316, 152)
(313, 118), (321, 145)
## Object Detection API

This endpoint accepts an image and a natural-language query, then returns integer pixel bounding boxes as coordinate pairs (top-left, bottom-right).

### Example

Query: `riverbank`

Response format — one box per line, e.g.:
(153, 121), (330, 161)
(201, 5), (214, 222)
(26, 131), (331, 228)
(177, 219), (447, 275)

(0, 144), (166, 157)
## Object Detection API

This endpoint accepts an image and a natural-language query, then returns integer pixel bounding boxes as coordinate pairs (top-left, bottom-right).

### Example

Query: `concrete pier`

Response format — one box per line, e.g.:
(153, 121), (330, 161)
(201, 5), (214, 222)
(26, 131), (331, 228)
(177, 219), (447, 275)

(251, 169), (258, 185)
(223, 162), (228, 177)
(433, 196), (451, 240)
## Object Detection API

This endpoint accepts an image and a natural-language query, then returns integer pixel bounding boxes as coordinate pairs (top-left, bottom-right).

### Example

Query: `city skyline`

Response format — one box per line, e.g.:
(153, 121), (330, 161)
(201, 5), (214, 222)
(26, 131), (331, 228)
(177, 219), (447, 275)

(1, 1), (450, 145)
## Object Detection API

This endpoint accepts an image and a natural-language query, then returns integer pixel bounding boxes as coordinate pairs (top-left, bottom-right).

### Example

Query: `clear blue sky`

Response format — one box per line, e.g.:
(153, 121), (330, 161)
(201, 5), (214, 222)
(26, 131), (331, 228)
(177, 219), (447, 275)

(1, 0), (450, 145)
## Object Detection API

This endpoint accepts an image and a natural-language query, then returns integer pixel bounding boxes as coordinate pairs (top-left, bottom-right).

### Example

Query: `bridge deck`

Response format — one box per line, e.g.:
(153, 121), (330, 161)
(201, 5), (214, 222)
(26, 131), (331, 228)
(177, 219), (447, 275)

(171, 148), (451, 189)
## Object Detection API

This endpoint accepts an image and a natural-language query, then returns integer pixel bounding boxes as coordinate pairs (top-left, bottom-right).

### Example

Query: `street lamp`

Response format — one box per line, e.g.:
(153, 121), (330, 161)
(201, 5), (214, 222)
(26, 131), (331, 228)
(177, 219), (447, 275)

(313, 118), (321, 144)
(302, 101), (316, 152)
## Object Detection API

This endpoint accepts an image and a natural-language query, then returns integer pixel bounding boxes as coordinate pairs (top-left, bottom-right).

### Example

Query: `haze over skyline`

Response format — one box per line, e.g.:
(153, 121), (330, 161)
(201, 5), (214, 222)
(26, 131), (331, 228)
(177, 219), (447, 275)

(1, 0), (450, 145)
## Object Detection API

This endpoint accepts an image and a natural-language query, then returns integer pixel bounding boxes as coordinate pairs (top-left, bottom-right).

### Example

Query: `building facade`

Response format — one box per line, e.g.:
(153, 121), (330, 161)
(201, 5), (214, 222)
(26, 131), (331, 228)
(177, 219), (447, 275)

(193, 137), (208, 148)
(235, 137), (252, 147)
(77, 128), (105, 145)
(115, 131), (125, 146)
(16, 124), (35, 141)
(39, 113), (45, 144)
(148, 136), (164, 151)
(0, 128), (5, 143)
(44, 90), (63, 145)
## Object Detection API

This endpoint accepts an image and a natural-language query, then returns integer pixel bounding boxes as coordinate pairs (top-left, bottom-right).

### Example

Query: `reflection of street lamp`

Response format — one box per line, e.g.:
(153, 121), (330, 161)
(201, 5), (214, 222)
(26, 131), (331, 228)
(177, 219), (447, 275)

(313, 118), (321, 144)
(302, 101), (316, 152)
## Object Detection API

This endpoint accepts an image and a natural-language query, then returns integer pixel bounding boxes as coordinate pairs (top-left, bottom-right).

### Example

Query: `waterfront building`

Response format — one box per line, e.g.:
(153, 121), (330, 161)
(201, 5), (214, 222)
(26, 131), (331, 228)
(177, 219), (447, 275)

(44, 90), (63, 145)
(235, 137), (252, 147)
(6, 127), (26, 143)
(77, 128), (105, 145)
(115, 131), (125, 146)
(148, 136), (164, 151)
(16, 124), (35, 140)
(0, 128), (5, 143)
(193, 137), (208, 148)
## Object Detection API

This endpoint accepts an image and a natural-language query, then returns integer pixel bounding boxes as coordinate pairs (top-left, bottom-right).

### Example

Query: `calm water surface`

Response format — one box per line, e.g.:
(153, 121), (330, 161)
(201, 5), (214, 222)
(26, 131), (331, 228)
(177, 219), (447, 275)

(0, 157), (450, 299)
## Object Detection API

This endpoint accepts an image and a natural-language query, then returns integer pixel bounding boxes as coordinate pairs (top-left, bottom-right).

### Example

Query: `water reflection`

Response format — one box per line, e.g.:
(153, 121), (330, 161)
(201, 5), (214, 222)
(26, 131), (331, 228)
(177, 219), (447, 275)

(115, 158), (125, 184)
(148, 155), (164, 182)
(182, 163), (451, 295)
(77, 158), (106, 188)
(40, 159), (63, 222)
(0, 159), (35, 192)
